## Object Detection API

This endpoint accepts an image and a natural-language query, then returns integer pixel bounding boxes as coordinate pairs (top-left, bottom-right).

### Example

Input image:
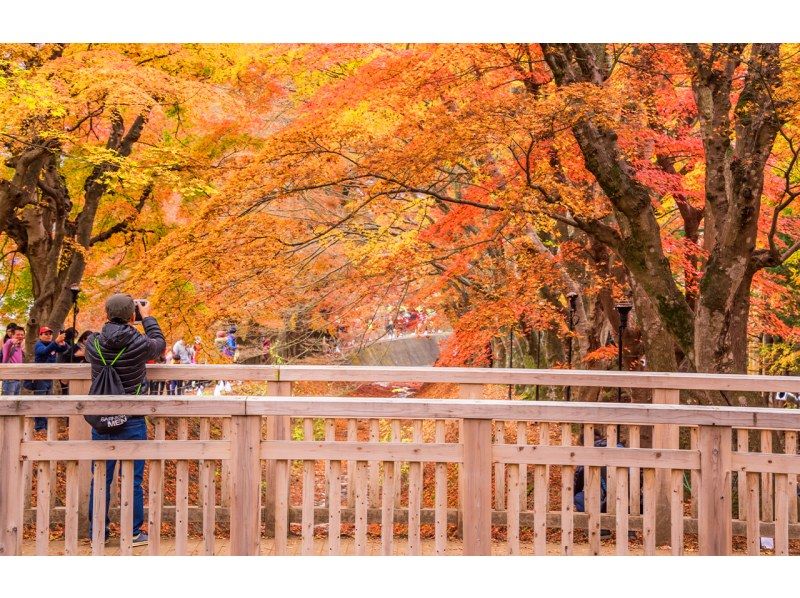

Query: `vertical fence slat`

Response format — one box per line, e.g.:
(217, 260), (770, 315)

(507, 463), (520, 555)
(264, 380), (291, 537)
(737, 429), (749, 521)
(606, 424), (617, 517)
(643, 468), (656, 555)
(584, 424), (600, 555)
(785, 431), (797, 524)
(355, 461), (368, 556)
(68, 379), (92, 539)
(434, 419), (447, 556)
(229, 415), (262, 556)
(670, 469), (684, 555)
(380, 459), (395, 556)
(391, 419), (402, 509)
(746, 471), (760, 556)
(0, 416), (24, 556)
(698, 425), (732, 556)
(64, 460), (79, 555)
(346, 419), (357, 508)
(301, 418), (315, 556)
(408, 420), (423, 556)
(220, 417), (232, 509)
(494, 420), (505, 510)
(615, 467), (628, 555)
(328, 459), (342, 555)
(560, 423), (574, 555)
(517, 421), (528, 510)
(148, 417), (165, 556)
(199, 417), (215, 556)
(775, 473), (789, 556)
(35, 459), (51, 556)
(369, 419), (380, 508)
(119, 460), (134, 555)
(760, 430), (774, 523)
(533, 463), (547, 556)
(175, 418), (189, 556)
(629, 425), (641, 517)
(462, 418), (492, 556)
(652, 388), (680, 545)
(274, 458), (289, 556)
(91, 461), (107, 556)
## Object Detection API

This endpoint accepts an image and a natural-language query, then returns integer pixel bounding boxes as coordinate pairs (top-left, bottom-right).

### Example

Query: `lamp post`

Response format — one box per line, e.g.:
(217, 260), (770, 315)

(565, 292), (578, 401)
(69, 285), (80, 363)
(614, 302), (633, 403)
(507, 325), (514, 400)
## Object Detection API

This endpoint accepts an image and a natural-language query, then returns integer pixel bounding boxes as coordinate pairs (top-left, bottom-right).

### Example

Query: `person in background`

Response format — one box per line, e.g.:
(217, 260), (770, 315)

(3, 322), (19, 343)
(58, 328), (92, 393)
(26, 326), (67, 431)
(2, 325), (25, 396)
(224, 326), (238, 360)
(169, 338), (193, 395)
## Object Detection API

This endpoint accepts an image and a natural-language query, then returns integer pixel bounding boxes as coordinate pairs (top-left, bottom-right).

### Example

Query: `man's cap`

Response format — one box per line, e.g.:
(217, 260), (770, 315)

(105, 293), (135, 322)
(38, 326), (53, 334)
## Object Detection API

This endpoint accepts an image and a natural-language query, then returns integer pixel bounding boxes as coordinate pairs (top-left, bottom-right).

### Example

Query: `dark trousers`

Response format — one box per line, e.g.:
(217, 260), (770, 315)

(88, 417), (147, 537)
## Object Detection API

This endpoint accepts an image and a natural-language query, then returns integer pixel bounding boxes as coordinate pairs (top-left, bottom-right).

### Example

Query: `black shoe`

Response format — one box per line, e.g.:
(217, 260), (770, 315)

(600, 529), (612, 539)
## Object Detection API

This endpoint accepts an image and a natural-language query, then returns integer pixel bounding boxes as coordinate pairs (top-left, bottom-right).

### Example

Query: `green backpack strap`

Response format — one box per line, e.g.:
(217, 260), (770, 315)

(93, 338), (125, 366)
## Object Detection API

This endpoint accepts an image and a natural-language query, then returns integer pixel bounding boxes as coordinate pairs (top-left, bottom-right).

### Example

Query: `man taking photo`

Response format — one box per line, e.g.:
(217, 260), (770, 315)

(86, 293), (165, 546)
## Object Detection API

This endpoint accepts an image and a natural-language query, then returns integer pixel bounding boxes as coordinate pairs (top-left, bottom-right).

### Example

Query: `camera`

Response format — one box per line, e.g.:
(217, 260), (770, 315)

(133, 299), (148, 322)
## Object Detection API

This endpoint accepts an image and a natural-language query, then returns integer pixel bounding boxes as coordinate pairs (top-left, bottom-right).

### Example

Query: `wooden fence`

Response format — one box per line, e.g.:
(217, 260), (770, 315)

(1, 365), (799, 556)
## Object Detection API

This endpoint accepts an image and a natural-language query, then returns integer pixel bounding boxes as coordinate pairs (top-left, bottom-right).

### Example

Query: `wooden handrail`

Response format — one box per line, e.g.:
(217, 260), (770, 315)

(2, 395), (800, 428)
(2, 363), (800, 391)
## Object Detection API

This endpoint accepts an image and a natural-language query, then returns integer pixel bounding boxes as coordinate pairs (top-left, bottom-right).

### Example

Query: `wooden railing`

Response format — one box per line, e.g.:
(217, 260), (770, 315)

(1, 364), (799, 556)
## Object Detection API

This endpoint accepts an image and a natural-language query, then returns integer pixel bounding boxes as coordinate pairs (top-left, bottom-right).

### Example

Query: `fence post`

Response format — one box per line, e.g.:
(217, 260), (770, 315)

(0, 415), (24, 555)
(229, 413), (262, 555)
(263, 380), (291, 537)
(462, 417), (492, 555)
(652, 388), (680, 545)
(69, 378), (92, 537)
(698, 424), (732, 555)
(457, 384), (483, 540)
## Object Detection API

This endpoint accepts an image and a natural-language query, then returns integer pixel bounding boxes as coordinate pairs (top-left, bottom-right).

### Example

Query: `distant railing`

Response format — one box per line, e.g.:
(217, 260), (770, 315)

(1, 365), (798, 556)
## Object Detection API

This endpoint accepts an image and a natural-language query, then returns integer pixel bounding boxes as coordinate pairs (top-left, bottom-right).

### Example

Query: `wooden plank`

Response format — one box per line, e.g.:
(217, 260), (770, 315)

(670, 469), (684, 555)
(354, 461), (368, 556)
(630, 425), (641, 517)
(786, 431), (798, 524)
(91, 461), (107, 556)
(148, 417), (165, 556)
(775, 473), (789, 556)
(643, 468), (656, 555)
(585, 464), (601, 555)
(68, 378), (92, 540)
(408, 420), (423, 555)
(229, 415), (261, 555)
(434, 419), (447, 556)
(324, 418), (334, 507)
(732, 452), (800, 475)
(380, 459), (395, 556)
(22, 440), (231, 460)
(263, 380), (291, 537)
(368, 419), (380, 508)
(495, 420), (505, 510)
(652, 388), (680, 545)
(259, 440), (461, 463)
(517, 421), (528, 510)
(507, 463), (520, 555)
(561, 423), (574, 556)
(615, 467), (628, 556)
(346, 418), (357, 508)
(35, 459), (51, 555)
(274, 459), (289, 555)
(220, 418), (232, 509)
(689, 427), (699, 519)
(698, 425), (732, 556)
(391, 419), (402, 509)
(175, 418), (189, 556)
(199, 417), (215, 556)
(10, 396), (247, 416)
(737, 429), (749, 520)
(119, 460), (134, 556)
(64, 460), (79, 556)
(462, 418), (492, 555)
(532, 463), (547, 555)
(301, 418), (315, 556)
(1, 416), (24, 556)
(538, 421), (550, 515)
(605, 424), (617, 517)
(21, 418), (33, 518)
(746, 472), (760, 556)
(761, 430), (774, 522)
(493, 445), (698, 468)
(328, 459), (342, 555)
(458, 383), (483, 540)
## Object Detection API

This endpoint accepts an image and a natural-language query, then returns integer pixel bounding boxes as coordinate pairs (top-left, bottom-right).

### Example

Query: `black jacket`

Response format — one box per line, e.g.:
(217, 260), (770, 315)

(86, 317), (166, 395)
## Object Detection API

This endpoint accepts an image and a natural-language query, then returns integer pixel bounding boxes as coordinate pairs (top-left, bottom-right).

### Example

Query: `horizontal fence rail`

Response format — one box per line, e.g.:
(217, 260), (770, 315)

(1, 365), (799, 556)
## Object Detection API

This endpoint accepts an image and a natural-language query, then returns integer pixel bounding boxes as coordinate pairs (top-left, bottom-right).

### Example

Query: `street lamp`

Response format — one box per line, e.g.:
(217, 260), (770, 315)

(614, 301), (633, 403)
(69, 285), (80, 363)
(565, 292), (578, 401)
